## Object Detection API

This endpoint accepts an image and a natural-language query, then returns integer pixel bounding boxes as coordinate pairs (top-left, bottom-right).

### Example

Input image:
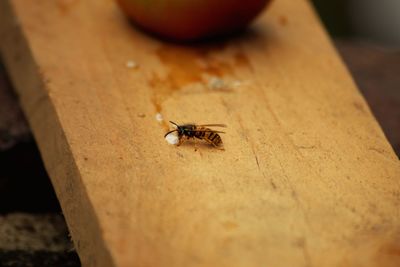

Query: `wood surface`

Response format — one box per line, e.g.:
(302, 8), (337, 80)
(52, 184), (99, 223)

(1, 0), (399, 267)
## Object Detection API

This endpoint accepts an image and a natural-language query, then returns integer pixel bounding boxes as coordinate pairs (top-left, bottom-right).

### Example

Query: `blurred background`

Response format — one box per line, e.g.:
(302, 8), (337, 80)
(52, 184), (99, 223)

(0, 1), (399, 267)
(312, 0), (400, 46)
(312, 0), (400, 158)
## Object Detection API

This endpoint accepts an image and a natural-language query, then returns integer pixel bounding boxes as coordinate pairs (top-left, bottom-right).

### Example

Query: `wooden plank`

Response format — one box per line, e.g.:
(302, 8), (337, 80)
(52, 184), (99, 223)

(1, 0), (399, 266)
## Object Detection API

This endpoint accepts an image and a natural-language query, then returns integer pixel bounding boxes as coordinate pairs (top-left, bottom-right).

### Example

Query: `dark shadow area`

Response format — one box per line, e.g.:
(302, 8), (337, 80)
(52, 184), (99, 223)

(311, 0), (400, 46)
(0, 251), (80, 267)
(0, 141), (61, 214)
(311, 0), (353, 37)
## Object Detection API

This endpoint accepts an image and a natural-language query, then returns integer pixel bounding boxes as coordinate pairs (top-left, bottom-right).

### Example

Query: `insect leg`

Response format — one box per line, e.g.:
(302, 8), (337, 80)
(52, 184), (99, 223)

(213, 143), (225, 151)
(204, 138), (225, 150)
(177, 136), (187, 146)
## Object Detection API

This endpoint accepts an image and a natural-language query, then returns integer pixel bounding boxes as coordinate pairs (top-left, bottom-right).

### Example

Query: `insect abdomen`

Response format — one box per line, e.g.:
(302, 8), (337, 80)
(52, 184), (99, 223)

(195, 127), (223, 146)
(207, 132), (222, 146)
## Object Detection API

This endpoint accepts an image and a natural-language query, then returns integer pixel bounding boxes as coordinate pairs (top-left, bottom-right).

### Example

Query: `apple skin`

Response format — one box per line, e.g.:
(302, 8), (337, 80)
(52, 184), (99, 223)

(116, 0), (272, 41)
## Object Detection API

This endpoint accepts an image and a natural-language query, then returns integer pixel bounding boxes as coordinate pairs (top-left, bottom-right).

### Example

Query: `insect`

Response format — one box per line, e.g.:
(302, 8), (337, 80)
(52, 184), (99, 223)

(164, 121), (226, 150)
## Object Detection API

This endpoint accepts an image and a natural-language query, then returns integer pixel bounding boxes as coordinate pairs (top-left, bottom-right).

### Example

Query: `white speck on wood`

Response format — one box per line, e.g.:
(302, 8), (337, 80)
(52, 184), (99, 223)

(126, 60), (138, 69)
(155, 113), (163, 122)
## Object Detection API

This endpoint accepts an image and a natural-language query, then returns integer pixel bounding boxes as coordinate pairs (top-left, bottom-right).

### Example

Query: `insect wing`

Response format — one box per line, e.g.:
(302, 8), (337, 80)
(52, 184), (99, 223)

(197, 124), (227, 128)
(192, 129), (226, 134)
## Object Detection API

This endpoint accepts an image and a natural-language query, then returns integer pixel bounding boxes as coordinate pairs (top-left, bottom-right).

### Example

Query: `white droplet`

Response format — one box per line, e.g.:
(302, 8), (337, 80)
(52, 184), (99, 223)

(155, 113), (163, 122)
(126, 60), (138, 69)
(207, 76), (225, 90)
(165, 132), (179, 145)
(231, 80), (242, 88)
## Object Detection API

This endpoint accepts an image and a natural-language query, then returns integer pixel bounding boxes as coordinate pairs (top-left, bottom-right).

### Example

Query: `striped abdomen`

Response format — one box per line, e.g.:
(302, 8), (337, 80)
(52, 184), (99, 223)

(194, 127), (223, 147)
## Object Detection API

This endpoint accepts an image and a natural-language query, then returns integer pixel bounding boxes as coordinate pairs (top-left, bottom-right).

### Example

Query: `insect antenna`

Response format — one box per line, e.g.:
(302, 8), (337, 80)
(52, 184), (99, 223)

(169, 121), (179, 127)
(164, 129), (178, 138)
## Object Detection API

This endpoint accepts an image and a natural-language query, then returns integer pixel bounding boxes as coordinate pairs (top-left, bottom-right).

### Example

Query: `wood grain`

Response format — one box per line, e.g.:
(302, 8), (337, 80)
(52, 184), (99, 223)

(1, 0), (399, 266)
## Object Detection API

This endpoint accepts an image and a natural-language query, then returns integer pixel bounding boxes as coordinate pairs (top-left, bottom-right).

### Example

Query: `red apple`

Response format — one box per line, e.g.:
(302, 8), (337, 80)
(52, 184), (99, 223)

(116, 0), (272, 41)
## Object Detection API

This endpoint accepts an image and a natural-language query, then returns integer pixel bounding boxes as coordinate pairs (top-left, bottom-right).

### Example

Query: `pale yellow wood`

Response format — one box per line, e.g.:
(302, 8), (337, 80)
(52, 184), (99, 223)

(1, 0), (400, 267)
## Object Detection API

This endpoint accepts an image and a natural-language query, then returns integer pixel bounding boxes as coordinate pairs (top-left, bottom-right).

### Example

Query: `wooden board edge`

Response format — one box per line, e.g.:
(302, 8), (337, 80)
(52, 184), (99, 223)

(0, 1), (116, 266)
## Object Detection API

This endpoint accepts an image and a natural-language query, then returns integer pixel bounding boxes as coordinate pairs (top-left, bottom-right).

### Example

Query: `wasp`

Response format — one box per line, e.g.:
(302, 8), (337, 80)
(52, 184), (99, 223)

(164, 121), (226, 149)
